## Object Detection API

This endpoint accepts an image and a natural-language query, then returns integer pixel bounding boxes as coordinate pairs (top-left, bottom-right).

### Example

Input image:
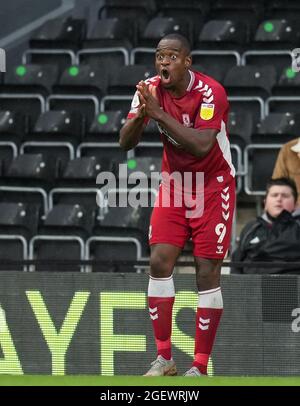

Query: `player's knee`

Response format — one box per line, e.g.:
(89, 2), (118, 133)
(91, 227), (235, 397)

(196, 266), (212, 280)
(195, 259), (221, 288)
(150, 252), (173, 278)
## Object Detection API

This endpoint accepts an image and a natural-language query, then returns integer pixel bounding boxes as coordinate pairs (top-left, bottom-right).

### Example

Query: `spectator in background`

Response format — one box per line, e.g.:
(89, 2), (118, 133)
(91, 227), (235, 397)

(231, 177), (300, 274)
(273, 138), (300, 207)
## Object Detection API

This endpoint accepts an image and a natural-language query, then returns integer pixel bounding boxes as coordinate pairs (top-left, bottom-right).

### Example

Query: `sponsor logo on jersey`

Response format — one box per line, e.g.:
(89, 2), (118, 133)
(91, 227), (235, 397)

(200, 103), (215, 120)
(157, 122), (181, 147)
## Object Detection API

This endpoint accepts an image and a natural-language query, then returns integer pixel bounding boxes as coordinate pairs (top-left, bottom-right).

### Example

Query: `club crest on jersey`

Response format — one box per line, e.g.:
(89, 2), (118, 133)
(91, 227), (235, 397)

(182, 113), (192, 127)
(200, 103), (215, 120)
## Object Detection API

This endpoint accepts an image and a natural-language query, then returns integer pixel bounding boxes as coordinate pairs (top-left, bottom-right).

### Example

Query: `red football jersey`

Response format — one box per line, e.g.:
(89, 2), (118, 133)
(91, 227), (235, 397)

(127, 69), (236, 189)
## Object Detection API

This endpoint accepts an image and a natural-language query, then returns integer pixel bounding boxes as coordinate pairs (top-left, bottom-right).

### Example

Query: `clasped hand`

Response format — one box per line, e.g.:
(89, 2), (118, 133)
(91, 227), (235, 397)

(136, 81), (161, 120)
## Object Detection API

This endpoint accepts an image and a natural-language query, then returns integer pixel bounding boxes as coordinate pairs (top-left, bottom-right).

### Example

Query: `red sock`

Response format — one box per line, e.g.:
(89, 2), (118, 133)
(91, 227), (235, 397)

(193, 287), (223, 375)
(148, 276), (175, 360)
(148, 296), (174, 360)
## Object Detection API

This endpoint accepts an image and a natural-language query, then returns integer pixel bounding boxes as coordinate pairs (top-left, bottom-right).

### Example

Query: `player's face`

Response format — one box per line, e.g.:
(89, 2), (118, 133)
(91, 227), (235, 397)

(264, 185), (296, 217)
(155, 39), (191, 89)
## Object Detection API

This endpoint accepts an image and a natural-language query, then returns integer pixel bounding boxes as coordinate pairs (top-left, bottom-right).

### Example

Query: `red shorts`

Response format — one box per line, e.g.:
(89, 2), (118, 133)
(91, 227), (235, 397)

(149, 173), (236, 259)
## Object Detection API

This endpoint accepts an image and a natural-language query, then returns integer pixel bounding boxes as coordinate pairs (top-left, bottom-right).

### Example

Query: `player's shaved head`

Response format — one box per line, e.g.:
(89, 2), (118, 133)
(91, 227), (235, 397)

(157, 34), (191, 55)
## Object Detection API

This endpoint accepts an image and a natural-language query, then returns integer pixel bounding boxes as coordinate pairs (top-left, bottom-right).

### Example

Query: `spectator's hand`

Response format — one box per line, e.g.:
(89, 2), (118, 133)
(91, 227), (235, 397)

(136, 81), (161, 120)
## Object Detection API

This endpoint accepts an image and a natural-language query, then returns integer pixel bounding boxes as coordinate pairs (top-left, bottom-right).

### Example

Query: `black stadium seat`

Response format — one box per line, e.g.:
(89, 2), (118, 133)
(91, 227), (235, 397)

(273, 67), (300, 96)
(83, 18), (134, 49)
(197, 20), (248, 49)
(87, 236), (143, 272)
(119, 157), (161, 180)
(0, 110), (25, 144)
(140, 17), (190, 47)
(0, 202), (39, 270)
(0, 202), (39, 239)
(245, 145), (281, 195)
(30, 204), (92, 272)
(242, 51), (292, 78)
(224, 65), (277, 98)
(91, 201), (152, 268)
(266, 0), (300, 20)
(5, 153), (58, 190)
(30, 17), (86, 50)
(253, 112), (300, 143)
(209, 0), (264, 37)
(40, 203), (94, 237)
(87, 110), (124, 142)
(254, 19), (300, 49)
(108, 65), (156, 95)
(54, 64), (107, 96)
(4, 63), (59, 95)
(99, 0), (157, 44)
(20, 142), (74, 174)
(32, 110), (83, 144)
(228, 111), (253, 147)
(157, 0), (208, 40)
(0, 94), (45, 129)
(59, 156), (111, 188)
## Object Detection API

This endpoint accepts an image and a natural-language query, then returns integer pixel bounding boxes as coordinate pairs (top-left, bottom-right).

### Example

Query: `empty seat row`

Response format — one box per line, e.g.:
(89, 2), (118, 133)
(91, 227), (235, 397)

(0, 153), (141, 188)
(0, 109), (300, 147)
(2, 63), (300, 102)
(0, 198), (152, 271)
(0, 200), (151, 239)
(0, 109), (127, 142)
(29, 12), (300, 51)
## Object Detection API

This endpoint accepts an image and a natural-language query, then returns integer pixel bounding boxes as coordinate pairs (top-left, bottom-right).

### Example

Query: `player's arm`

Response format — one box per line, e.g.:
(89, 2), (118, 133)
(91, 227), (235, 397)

(137, 82), (217, 158)
(154, 113), (217, 158)
(119, 101), (147, 150)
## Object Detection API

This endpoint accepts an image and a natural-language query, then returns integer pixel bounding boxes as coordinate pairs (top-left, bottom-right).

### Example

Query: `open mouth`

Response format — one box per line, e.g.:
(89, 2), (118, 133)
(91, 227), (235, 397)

(161, 68), (171, 83)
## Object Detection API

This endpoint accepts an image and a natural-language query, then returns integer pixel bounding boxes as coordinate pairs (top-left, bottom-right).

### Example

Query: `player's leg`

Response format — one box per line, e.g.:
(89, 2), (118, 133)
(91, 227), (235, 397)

(145, 185), (188, 376)
(144, 243), (182, 376)
(185, 176), (235, 376)
(186, 257), (223, 376)
(149, 243), (182, 358)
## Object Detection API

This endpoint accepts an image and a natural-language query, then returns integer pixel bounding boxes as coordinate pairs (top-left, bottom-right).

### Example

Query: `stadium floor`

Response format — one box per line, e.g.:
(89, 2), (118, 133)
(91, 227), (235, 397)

(0, 376), (299, 386)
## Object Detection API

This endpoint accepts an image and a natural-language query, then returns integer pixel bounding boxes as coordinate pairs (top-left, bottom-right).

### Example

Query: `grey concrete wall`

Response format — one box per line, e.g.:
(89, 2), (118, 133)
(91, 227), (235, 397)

(0, 1), (62, 38)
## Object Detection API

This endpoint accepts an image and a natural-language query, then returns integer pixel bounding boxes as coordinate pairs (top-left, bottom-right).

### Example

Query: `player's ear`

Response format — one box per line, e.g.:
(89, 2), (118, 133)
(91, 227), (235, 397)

(185, 55), (192, 68)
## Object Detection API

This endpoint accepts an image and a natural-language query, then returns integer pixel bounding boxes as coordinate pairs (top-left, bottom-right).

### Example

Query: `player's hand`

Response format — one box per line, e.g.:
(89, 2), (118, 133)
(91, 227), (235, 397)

(136, 102), (146, 119)
(136, 81), (161, 120)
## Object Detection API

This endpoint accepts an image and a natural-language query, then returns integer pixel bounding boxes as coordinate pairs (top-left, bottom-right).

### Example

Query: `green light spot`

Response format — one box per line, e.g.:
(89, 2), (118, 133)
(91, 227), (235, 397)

(68, 66), (79, 76)
(98, 114), (108, 125)
(127, 159), (137, 170)
(16, 66), (26, 77)
(264, 22), (274, 32)
(286, 68), (296, 79)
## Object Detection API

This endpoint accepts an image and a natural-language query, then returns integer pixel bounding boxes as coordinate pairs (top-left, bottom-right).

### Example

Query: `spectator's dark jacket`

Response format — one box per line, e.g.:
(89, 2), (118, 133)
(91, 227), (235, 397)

(231, 210), (300, 274)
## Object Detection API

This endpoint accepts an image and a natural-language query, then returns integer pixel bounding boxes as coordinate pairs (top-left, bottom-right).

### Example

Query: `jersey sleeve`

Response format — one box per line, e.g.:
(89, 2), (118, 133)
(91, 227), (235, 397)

(194, 83), (229, 131)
